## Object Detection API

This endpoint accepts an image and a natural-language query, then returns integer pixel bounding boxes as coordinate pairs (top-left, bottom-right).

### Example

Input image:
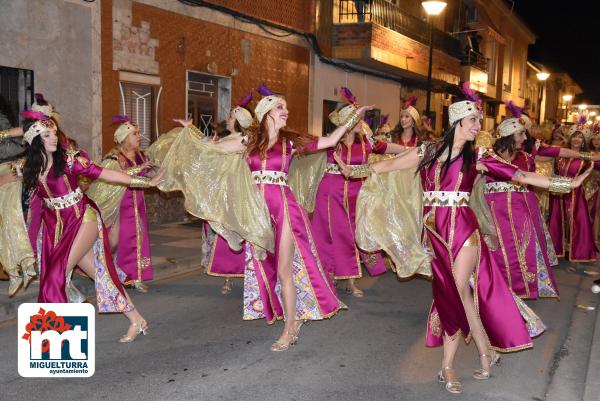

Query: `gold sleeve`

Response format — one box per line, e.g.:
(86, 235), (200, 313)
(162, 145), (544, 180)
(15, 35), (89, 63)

(157, 126), (274, 256)
(355, 169), (431, 278)
(85, 158), (127, 228)
(287, 151), (327, 213)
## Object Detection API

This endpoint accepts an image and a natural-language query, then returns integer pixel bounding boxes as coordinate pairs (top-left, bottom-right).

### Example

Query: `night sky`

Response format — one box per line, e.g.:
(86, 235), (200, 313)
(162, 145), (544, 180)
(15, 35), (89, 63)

(513, 0), (600, 104)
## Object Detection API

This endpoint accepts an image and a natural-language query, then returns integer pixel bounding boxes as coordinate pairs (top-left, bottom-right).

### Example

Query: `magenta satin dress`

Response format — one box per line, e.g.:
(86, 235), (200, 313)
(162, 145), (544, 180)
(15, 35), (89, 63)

(35, 149), (131, 312)
(484, 142), (560, 299)
(312, 136), (387, 279)
(109, 150), (153, 283)
(205, 231), (245, 278)
(243, 139), (343, 323)
(548, 158), (599, 262)
(395, 132), (419, 148)
(422, 146), (535, 351)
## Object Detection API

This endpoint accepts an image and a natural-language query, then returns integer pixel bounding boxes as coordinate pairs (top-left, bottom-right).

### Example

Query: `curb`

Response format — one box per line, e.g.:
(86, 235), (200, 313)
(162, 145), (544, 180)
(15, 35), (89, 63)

(546, 274), (599, 401)
(0, 255), (204, 324)
(583, 292), (600, 401)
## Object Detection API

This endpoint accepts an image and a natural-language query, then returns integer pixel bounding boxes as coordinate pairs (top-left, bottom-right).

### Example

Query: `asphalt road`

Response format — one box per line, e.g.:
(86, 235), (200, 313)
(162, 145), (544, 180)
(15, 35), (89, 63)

(0, 263), (598, 401)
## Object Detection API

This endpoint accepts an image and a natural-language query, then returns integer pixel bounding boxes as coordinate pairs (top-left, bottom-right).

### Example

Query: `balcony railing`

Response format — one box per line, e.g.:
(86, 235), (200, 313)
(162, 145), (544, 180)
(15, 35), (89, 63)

(461, 49), (488, 72)
(337, 0), (463, 60)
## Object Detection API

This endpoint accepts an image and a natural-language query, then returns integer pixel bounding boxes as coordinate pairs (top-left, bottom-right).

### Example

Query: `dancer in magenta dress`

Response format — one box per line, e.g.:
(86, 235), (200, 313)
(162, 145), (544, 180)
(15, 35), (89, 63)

(391, 96), (424, 147)
(204, 92), (256, 294)
(484, 105), (600, 298)
(548, 121), (600, 262)
(312, 87), (406, 297)
(87, 117), (154, 293)
(168, 84), (366, 350)
(338, 83), (590, 394)
(21, 110), (163, 342)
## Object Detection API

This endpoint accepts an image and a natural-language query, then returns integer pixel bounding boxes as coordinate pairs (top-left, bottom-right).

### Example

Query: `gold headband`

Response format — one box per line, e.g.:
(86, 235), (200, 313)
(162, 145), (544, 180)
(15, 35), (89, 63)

(114, 122), (137, 144)
(24, 119), (56, 145)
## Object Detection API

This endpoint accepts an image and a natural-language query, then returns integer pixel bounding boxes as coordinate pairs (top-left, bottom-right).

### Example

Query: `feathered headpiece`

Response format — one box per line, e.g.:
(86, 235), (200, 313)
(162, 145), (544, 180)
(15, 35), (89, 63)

(112, 115), (131, 124)
(567, 115), (591, 138)
(328, 87), (360, 129)
(232, 90), (254, 129)
(380, 114), (389, 126)
(20, 109), (55, 145)
(31, 92), (60, 124)
(236, 89), (253, 108)
(401, 96), (420, 123)
(112, 115), (137, 144)
(254, 83), (281, 122)
(449, 82), (483, 125)
(340, 87), (357, 105)
(505, 101), (523, 118)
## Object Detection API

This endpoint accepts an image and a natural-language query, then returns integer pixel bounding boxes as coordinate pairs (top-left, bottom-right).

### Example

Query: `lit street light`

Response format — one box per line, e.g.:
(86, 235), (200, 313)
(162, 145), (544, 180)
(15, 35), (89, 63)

(422, 1), (447, 118)
(562, 94), (573, 123)
(536, 72), (549, 124)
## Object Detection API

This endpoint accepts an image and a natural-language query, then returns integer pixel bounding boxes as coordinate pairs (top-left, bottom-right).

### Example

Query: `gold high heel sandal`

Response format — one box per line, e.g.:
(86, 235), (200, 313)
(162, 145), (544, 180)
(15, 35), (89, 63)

(437, 367), (463, 394)
(473, 352), (501, 380)
(133, 281), (148, 293)
(220, 279), (233, 295)
(119, 320), (149, 343)
(270, 320), (305, 352)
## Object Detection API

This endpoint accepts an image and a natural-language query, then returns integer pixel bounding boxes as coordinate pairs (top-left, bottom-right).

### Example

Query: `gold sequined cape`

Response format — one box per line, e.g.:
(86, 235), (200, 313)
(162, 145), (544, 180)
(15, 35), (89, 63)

(287, 152), (326, 213)
(0, 162), (35, 276)
(146, 127), (183, 167)
(157, 126), (274, 256)
(355, 168), (432, 278)
(85, 157), (127, 228)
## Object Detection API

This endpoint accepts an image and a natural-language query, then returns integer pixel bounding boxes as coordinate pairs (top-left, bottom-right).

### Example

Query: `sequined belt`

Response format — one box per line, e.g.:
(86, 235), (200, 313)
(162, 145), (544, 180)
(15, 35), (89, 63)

(251, 170), (288, 186)
(423, 191), (470, 207)
(484, 181), (529, 194)
(325, 163), (364, 175)
(43, 188), (84, 210)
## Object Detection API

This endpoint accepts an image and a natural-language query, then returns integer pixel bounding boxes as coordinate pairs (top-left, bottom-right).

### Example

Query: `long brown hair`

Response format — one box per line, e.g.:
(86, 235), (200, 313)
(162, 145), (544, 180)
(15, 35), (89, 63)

(390, 114), (423, 144)
(244, 110), (317, 160)
(567, 131), (588, 151)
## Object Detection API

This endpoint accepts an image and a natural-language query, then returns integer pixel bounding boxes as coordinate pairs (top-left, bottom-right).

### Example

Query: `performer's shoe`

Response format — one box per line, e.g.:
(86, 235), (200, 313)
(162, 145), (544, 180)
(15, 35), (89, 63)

(8, 274), (23, 297)
(592, 278), (600, 294)
(346, 286), (364, 298)
(270, 320), (304, 352)
(119, 320), (148, 343)
(133, 281), (148, 293)
(437, 367), (463, 394)
(220, 278), (233, 295)
(473, 352), (501, 380)
(22, 264), (37, 289)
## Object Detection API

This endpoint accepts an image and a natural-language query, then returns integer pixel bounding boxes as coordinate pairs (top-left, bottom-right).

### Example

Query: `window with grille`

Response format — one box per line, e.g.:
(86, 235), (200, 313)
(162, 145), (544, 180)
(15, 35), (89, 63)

(0, 66), (34, 128)
(119, 82), (156, 150)
(187, 72), (219, 136)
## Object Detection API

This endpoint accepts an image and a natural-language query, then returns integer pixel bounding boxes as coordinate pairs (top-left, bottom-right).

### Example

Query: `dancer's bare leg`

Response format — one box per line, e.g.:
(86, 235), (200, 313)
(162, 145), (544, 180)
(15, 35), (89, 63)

(453, 242), (493, 372)
(108, 220), (120, 253)
(67, 220), (145, 334)
(274, 218), (301, 345)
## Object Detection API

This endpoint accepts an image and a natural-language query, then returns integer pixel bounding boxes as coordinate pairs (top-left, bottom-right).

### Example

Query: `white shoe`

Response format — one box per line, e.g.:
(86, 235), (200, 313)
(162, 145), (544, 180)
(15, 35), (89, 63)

(591, 284), (600, 294)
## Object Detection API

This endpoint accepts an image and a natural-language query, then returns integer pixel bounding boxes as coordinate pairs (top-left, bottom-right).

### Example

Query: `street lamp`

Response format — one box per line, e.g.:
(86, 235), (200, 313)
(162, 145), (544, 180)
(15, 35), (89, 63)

(422, 1), (447, 118)
(562, 94), (573, 123)
(536, 72), (549, 124)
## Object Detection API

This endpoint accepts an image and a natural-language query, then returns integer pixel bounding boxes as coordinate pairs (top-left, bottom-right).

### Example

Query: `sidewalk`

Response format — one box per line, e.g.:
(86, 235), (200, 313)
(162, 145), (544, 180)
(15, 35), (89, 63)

(0, 220), (206, 323)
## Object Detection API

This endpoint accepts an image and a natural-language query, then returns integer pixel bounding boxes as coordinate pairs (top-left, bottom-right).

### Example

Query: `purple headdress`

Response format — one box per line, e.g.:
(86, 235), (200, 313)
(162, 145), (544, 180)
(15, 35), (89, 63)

(505, 101), (523, 118)
(112, 115), (131, 124)
(380, 114), (389, 126)
(20, 110), (49, 121)
(340, 87), (357, 105)
(460, 81), (482, 108)
(34, 93), (46, 103)
(403, 96), (417, 109)
(257, 83), (275, 97)
(364, 117), (373, 127)
(236, 89), (253, 108)
(578, 115), (588, 126)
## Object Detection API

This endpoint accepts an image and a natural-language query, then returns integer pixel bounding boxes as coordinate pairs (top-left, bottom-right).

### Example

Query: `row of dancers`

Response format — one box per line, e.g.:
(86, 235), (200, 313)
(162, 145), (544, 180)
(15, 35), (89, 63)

(0, 82), (599, 394)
